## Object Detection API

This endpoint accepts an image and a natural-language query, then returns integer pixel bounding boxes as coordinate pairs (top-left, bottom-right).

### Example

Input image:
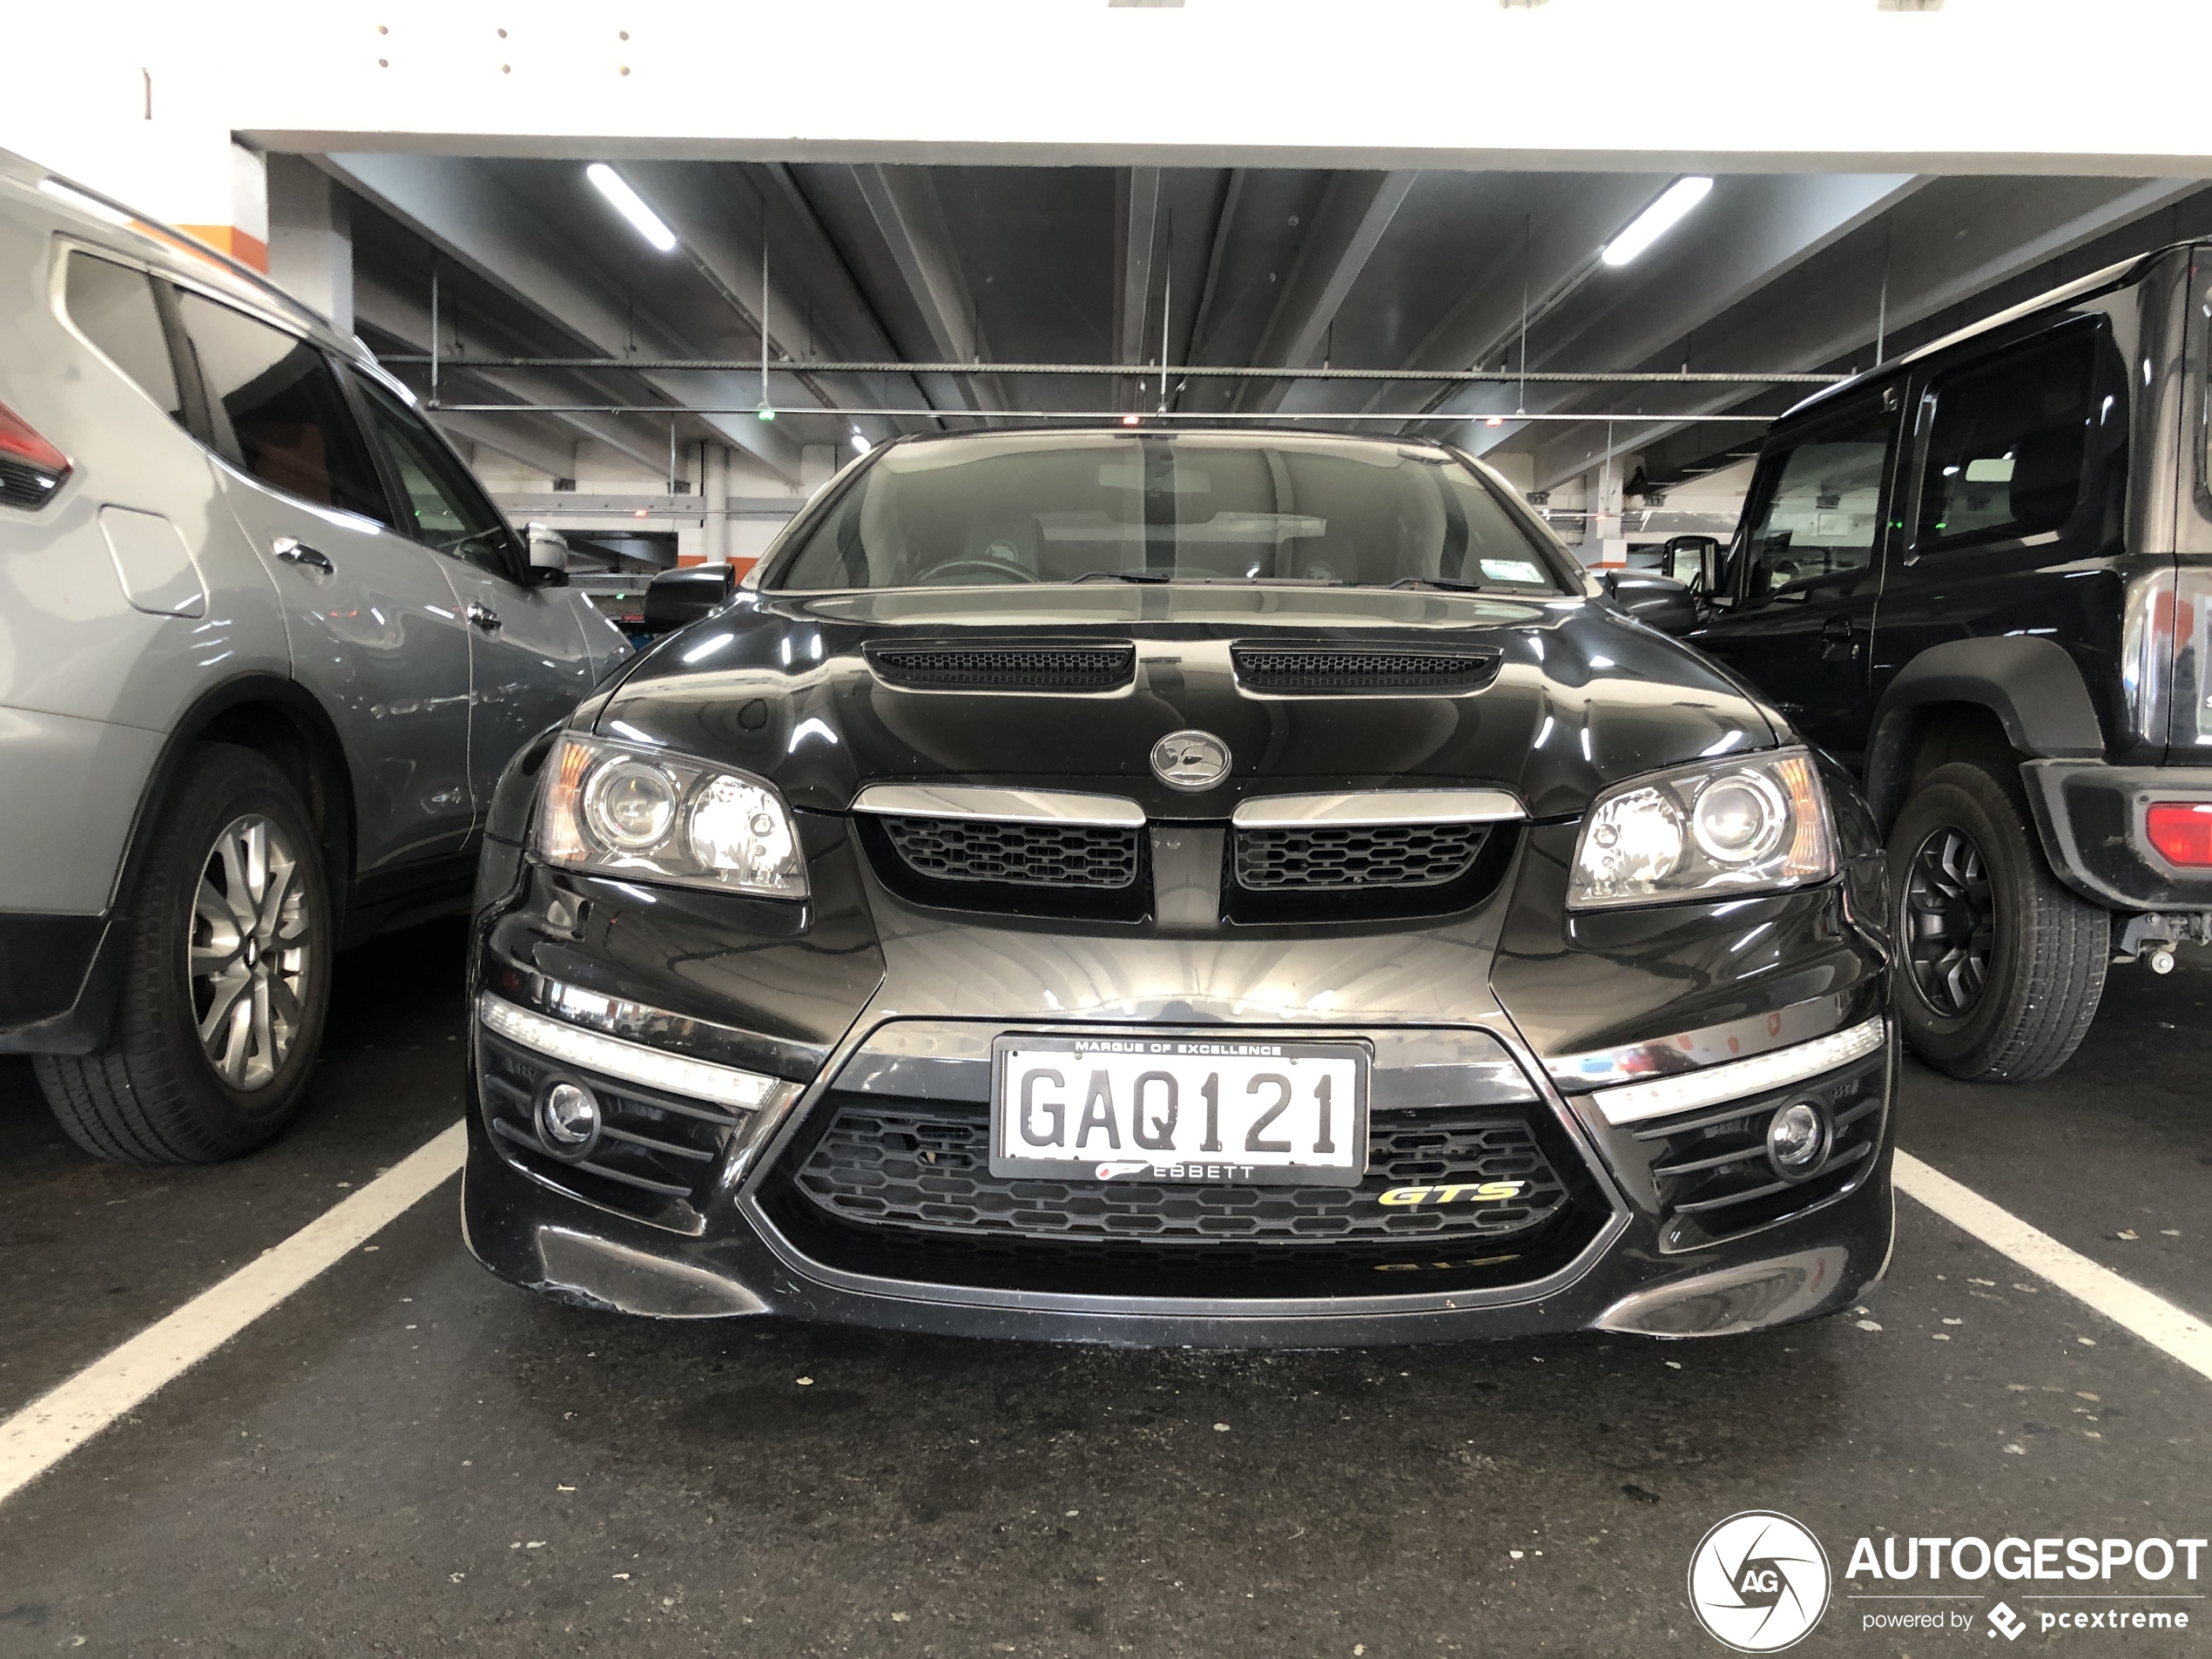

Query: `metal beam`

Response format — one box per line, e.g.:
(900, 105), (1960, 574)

(848, 165), (1001, 417)
(351, 271), (673, 474)
(1243, 169), (1420, 413)
(1116, 167), (1162, 375)
(320, 152), (803, 482)
(1519, 174), (2208, 491)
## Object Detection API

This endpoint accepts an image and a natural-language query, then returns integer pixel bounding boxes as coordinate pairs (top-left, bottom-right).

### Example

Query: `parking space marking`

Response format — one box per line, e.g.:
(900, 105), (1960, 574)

(0, 1121), (466, 1509)
(1895, 1150), (2212, 1385)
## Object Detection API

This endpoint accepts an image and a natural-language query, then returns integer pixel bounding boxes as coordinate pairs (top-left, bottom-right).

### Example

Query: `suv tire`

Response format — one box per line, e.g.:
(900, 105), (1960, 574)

(1887, 759), (2107, 1082)
(34, 744), (333, 1163)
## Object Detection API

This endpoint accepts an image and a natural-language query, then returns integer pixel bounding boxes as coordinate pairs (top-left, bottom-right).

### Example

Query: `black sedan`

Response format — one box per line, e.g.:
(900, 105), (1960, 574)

(460, 428), (1894, 1345)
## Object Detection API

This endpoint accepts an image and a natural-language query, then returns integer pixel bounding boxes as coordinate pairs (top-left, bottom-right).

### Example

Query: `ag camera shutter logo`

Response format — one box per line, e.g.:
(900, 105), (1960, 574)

(1688, 1511), (1831, 1652)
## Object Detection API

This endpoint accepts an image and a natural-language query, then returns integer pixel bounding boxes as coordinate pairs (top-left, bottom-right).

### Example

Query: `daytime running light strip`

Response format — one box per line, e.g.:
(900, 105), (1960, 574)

(478, 994), (779, 1110)
(1586, 1016), (1887, 1127)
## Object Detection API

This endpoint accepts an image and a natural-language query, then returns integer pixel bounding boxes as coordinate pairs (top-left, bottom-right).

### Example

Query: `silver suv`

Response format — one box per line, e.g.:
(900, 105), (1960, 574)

(0, 153), (631, 1161)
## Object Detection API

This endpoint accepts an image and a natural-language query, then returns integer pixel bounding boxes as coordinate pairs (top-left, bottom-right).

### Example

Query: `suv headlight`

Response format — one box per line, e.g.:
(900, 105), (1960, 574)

(1568, 747), (1835, 909)
(536, 734), (807, 899)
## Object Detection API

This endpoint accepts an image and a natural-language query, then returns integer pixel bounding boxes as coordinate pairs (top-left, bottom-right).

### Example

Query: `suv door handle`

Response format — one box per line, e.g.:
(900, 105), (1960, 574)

(1821, 616), (1853, 639)
(466, 600), (502, 633)
(1821, 615), (1858, 655)
(272, 536), (334, 576)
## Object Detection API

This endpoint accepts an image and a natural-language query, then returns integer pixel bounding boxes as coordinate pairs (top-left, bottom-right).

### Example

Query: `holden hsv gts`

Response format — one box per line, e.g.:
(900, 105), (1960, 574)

(460, 428), (1895, 1345)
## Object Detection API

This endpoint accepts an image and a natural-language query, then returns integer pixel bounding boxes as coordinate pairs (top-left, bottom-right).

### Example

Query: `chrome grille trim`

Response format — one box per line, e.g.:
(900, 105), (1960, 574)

(1231, 789), (1526, 828)
(851, 784), (1145, 827)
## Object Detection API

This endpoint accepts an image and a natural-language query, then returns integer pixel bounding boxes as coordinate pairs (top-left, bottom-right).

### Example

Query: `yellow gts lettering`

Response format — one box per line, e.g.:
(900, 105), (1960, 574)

(1376, 1181), (1527, 1207)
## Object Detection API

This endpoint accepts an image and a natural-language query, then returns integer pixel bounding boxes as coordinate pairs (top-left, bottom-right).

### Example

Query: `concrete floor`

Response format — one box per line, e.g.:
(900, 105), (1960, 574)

(1, 921), (2208, 1656)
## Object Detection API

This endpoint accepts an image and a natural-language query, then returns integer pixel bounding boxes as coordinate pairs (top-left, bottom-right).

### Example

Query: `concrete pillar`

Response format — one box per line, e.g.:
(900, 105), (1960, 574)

(1584, 460), (1626, 568)
(704, 442), (731, 564)
(265, 154), (353, 334)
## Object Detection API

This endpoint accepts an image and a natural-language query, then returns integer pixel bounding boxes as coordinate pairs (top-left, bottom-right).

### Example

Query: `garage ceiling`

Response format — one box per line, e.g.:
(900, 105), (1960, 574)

(325, 153), (2212, 493)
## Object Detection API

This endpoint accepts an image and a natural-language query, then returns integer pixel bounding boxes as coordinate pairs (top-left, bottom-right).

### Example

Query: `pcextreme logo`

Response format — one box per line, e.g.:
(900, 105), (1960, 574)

(1687, 1512), (1832, 1653)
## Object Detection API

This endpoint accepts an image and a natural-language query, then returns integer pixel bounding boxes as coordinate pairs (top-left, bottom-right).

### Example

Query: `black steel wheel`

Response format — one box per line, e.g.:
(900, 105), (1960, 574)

(1902, 824), (1994, 1017)
(1885, 760), (2107, 1082)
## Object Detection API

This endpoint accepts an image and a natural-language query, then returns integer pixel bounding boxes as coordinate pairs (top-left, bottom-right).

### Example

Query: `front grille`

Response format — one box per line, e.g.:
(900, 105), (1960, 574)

(476, 1029), (745, 1235)
(1232, 644), (1502, 695)
(1637, 1049), (1886, 1251)
(1235, 823), (1489, 891)
(880, 816), (1141, 890)
(866, 642), (1136, 691)
(759, 1093), (1600, 1297)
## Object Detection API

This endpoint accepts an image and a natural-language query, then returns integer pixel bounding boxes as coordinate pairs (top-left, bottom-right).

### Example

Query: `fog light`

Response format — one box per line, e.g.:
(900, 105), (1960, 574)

(1766, 1100), (1827, 1177)
(538, 1080), (601, 1153)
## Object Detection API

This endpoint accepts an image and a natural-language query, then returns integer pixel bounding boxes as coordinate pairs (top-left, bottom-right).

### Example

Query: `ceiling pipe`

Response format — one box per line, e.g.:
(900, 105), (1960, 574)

(380, 354), (1843, 387)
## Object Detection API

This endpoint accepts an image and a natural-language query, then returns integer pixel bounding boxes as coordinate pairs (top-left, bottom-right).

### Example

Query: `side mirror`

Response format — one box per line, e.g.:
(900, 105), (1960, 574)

(1659, 533), (1720, 591)
(1601, 569), (1699, 637)
(640, 563), (736, 634)
(525, 522), (570, 588)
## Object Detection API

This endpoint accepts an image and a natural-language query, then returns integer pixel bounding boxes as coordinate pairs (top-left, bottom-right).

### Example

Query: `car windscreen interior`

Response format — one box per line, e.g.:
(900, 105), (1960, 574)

(1914, 328), (2096, 554)
(171, 289), (392, 525)
(1739, 406), (1893, 603)
(769, 435), (1565, 593)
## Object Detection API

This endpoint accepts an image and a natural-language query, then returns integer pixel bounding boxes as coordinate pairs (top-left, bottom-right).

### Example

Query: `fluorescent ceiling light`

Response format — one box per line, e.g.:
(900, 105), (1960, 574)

(849, 430), (872, 454)
(38, 178), (134, 228)
(1601, 176), (1712, 268)
(585, 163), (677, 253)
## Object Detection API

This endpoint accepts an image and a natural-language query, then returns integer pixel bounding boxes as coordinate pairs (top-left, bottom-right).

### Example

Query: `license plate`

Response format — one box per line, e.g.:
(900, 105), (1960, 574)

(989, 1034), (1369, 1186)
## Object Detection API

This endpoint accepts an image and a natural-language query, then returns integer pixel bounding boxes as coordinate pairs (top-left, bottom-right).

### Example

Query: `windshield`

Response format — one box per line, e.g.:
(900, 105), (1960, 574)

(767, 433), (1568, 595)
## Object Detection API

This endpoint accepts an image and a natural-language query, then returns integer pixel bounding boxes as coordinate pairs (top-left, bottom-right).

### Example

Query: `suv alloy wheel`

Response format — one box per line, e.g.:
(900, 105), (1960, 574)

(1886, 760), (2108, 1082)
(35, 745), (334, 1162)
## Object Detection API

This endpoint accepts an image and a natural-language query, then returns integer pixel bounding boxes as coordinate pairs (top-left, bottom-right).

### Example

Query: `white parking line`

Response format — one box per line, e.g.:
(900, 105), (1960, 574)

(1, 1129), (2204, 1508)
(1894, 1150), (2212, 1385)
(0, 1121), (466, 1509)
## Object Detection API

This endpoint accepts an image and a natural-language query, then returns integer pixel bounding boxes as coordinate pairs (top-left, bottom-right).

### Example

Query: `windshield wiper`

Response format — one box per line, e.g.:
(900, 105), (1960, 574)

(1075, 570), (1172, 584)
(1386, 575), (1490, 594)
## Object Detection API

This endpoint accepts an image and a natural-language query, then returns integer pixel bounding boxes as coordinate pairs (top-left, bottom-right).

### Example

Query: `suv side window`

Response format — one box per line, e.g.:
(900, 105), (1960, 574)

(1914, 329), (2096, 554)
(1737, 403), (1894, 604)
(63, 253), (184, 427)
(350, 372), (523, 582)
(171, 290), (393, 525)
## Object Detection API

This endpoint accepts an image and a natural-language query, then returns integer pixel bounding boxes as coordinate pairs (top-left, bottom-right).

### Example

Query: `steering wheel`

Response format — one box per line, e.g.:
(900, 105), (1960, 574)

(911, 556), (1040, 586)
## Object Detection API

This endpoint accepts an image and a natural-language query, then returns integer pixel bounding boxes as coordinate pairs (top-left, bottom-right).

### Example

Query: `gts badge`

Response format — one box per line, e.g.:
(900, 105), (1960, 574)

(1378, 1181), (1527, 1207)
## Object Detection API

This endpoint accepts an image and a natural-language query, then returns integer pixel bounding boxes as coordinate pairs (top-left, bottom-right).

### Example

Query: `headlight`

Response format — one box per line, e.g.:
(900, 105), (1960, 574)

(536, 734), (807, 899)
(1568, 747), (1834, 909)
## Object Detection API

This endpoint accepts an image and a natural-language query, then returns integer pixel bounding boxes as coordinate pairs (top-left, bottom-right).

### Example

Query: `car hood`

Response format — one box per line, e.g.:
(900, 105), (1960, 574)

(592, 583), (1781, 819)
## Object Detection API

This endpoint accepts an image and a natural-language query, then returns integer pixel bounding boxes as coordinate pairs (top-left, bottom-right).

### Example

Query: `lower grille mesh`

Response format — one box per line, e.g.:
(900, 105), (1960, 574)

(1235, 823), (1489, 891)
(881, 816), (1140, 889)
(787, 1097), (1565, 1246)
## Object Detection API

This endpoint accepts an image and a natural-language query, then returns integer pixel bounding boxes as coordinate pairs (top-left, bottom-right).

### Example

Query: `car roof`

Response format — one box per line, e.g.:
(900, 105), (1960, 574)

(1776, 240), (2183, 424)
(0, 145), (364, 362)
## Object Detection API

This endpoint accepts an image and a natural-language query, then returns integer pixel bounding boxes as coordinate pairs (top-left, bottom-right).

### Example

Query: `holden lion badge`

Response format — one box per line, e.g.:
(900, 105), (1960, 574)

(1150, 729), (1231, 792)
(1686, 1511), (1831, 1653)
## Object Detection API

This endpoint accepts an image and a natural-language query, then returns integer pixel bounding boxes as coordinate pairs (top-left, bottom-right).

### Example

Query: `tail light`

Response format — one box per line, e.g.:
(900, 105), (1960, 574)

(2146, 802), (2212, 867)
(0, 398), (71, 510)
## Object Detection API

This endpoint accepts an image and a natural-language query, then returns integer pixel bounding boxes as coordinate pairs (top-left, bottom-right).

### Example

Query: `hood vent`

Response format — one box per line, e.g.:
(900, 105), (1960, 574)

(1231, 643), (1503, 695)
(865, 640), (1136, 691)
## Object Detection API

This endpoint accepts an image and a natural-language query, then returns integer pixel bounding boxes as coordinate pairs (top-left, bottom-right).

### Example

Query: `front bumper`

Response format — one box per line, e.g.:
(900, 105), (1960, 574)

(459, 819), (1897, 1346)
(2023, 760), (2212, 910)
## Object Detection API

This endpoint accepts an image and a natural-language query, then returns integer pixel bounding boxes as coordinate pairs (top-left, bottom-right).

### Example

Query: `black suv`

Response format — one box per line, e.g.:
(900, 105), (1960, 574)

(1691, 240), (2212, 1082)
